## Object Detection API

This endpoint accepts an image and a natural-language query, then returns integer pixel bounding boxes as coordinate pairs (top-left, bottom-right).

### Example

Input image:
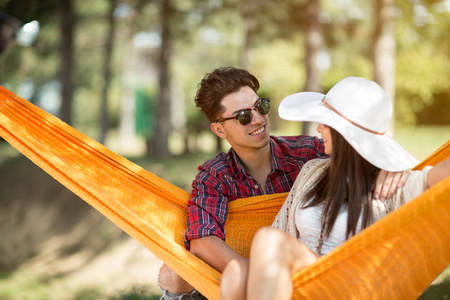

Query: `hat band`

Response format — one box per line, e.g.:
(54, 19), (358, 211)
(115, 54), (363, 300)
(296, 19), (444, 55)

(321, 97), (385, 136)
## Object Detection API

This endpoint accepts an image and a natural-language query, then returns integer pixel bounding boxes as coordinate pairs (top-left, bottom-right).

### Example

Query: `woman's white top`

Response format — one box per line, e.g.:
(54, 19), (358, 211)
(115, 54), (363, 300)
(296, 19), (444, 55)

(272, 158), (432, 256)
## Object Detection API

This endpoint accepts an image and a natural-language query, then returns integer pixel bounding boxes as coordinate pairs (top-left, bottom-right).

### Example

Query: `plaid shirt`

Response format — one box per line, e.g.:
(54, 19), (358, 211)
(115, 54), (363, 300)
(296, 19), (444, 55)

(184, 135), (326, 249)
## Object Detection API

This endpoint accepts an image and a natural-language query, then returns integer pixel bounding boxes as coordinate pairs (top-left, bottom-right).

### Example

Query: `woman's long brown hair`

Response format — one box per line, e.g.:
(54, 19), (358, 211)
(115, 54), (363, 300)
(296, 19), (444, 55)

(303, 127), (381, 239)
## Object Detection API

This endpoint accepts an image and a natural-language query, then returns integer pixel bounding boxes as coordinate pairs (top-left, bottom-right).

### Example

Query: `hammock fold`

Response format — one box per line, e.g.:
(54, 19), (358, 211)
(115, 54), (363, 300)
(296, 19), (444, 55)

(0, 86), (448, 299)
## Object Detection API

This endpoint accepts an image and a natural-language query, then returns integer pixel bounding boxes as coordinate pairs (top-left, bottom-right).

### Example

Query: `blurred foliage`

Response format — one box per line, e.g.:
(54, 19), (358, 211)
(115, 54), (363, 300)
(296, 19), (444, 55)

(395, 1), (450, 125)
(0, 0), (449, 154)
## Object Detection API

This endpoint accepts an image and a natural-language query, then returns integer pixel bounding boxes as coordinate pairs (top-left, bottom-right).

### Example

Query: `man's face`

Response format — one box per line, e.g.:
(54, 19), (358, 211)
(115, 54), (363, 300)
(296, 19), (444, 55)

(212, 86), (270, 152)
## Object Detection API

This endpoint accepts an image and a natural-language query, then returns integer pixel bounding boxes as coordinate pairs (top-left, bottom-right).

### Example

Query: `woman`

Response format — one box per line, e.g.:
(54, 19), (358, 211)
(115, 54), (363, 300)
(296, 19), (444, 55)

(220, 77), (450, 300)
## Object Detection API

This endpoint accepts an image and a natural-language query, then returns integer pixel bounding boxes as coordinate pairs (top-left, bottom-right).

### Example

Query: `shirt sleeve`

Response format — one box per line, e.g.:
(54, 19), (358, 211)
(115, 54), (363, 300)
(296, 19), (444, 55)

(400, 166), (433, 205)
(184, 167), (229, 250)
(292, 135), (327, 162)
(312, 136), (327, 159)
(373, 166), (433, 221)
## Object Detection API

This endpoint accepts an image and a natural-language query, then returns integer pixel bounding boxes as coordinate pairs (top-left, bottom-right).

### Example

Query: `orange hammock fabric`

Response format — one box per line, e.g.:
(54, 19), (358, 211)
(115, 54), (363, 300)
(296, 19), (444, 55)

(0, 86), (448, 299)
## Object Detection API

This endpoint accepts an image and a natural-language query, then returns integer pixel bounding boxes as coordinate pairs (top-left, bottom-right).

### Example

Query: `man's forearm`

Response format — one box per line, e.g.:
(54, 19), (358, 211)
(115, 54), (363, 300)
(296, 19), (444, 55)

(190, 235), (248, 273)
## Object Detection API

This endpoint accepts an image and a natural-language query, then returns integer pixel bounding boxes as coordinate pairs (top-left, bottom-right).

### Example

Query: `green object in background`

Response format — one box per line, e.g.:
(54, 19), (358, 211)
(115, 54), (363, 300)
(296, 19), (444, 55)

(135, 88), (156, 140)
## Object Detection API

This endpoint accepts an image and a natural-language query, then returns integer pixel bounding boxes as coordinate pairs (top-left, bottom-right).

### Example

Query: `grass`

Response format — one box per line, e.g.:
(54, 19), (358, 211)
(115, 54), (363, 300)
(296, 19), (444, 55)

(0, 272), (51, 300)
(419, 265), (450, 299)
(128, 152), (214, 192)
(0, 272), (161, 300)
(395, 125), (450, 161)
(109, 287), (161, 300)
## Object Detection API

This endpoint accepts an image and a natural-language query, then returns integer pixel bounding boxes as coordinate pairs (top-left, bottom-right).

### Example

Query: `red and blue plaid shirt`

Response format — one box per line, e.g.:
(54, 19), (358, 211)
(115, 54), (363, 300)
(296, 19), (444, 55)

(185, 135), (326, 249)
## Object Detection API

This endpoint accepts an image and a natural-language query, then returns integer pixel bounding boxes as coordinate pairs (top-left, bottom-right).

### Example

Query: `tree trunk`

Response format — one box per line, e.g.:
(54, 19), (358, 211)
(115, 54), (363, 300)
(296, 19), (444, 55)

(153, 0), (172, 158)
(241, 0), (256, 70)
(99, 0), (117, 144)
(100, 0), (117, 144)
(373, 0), (396, 134)
(60, 0), (74, 125)
(302, 0), (323, 136)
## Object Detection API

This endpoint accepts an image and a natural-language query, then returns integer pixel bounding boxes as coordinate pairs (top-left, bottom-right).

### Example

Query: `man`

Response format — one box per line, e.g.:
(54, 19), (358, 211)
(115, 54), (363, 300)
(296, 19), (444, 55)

(158, 67), (407, 299)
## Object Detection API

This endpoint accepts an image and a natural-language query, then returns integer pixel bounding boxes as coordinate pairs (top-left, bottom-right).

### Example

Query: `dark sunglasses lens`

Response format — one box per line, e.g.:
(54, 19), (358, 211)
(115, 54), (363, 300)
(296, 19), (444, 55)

(237, 110), (253, 125)
(257, 101), (271, 115)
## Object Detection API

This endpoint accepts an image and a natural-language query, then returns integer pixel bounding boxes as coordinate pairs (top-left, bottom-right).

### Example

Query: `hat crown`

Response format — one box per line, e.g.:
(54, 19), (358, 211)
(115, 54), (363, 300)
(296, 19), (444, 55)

(325, 77), (392, 134)
(278, 76), (418, 171)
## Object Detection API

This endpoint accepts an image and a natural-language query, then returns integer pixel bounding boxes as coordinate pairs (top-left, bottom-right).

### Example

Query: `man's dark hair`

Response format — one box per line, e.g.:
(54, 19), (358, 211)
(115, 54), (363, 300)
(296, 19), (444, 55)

(195, 67), (260, 123)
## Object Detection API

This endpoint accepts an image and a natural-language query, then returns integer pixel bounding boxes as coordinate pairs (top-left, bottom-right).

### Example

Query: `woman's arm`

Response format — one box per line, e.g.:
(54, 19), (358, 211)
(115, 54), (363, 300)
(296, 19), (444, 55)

(427, 158), (450, 188)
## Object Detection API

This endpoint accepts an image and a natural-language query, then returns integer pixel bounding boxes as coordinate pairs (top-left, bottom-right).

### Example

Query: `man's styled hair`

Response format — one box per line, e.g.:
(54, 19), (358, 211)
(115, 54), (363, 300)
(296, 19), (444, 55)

(195, 67), (260, 123)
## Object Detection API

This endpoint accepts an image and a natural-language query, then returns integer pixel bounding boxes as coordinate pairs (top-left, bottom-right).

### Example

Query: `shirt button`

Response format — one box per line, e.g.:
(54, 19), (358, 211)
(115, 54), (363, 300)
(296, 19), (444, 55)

(254, 185), (259, 189)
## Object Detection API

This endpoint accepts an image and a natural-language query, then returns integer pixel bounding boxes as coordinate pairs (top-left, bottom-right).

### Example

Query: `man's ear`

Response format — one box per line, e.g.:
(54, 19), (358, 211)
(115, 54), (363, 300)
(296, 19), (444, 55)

(211, 122), (227, 139)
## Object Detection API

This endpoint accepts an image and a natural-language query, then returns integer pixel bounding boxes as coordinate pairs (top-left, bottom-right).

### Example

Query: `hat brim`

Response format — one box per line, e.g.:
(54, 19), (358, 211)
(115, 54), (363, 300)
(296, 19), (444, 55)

(279, 92), (419, 172)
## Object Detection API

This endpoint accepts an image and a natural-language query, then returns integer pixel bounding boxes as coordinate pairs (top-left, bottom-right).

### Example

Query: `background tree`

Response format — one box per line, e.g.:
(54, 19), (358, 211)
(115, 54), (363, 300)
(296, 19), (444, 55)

(153, 0), (172, 158)
(59, 0), (74, 125)
(1, 0), (449, 155)
(302, 0), (323, 135)
(241, 0), (256, 69)
(373, 0), (396, 132)
(99, 0), (118, 144)
(118, 0), (143, 153)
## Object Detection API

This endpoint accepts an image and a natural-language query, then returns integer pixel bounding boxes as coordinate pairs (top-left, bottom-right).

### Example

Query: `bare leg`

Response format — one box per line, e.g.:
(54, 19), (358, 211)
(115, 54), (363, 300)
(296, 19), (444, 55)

(158, 263), (195, 293)
(247, 227), (318, 300)
(221, 259), (248, 300)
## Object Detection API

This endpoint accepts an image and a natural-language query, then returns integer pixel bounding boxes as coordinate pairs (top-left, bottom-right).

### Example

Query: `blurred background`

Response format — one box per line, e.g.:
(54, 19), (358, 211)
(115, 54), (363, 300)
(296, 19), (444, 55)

(0, 0), (449, 299)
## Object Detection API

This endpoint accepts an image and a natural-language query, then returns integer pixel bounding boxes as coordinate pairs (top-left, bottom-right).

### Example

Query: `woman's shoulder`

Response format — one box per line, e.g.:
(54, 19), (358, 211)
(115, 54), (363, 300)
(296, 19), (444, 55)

(292, 158), (330, 188)
(302, 158), (330, 172)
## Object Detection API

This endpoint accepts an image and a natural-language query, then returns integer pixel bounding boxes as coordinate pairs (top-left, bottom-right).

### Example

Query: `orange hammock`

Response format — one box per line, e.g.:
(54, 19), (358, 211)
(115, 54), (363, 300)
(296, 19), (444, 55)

(0, 86), (448, 299)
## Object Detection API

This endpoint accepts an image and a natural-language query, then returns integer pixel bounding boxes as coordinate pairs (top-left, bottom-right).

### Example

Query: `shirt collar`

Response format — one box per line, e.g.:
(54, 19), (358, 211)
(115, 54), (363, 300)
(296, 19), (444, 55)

(230, 137), (291, 180)
(270, 137), (292, 172)
(230, 148), (247, 180)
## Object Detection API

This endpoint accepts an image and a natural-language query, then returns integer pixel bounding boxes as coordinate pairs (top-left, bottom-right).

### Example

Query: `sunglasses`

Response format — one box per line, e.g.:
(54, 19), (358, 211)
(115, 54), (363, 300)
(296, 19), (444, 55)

(214, 98), (271, 126)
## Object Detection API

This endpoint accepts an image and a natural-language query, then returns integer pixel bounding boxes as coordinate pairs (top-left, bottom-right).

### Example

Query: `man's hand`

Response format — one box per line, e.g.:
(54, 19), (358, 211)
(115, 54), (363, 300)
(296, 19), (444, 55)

(373, 169), (410, 202)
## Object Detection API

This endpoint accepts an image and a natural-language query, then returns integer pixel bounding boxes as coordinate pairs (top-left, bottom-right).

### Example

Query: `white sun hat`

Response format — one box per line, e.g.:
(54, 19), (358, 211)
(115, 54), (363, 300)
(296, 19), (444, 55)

(278, 77), (419, 171)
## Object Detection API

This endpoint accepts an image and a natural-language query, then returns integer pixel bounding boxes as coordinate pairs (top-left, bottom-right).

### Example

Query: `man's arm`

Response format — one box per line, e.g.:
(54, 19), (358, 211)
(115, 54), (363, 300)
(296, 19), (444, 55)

(186, 161), (246, 272)
(190, 235), (248, 273)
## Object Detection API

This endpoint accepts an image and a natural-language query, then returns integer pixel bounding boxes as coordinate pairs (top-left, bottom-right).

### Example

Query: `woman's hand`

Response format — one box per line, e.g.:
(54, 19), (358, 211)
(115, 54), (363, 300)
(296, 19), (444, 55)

(373, 169), (410, 202)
